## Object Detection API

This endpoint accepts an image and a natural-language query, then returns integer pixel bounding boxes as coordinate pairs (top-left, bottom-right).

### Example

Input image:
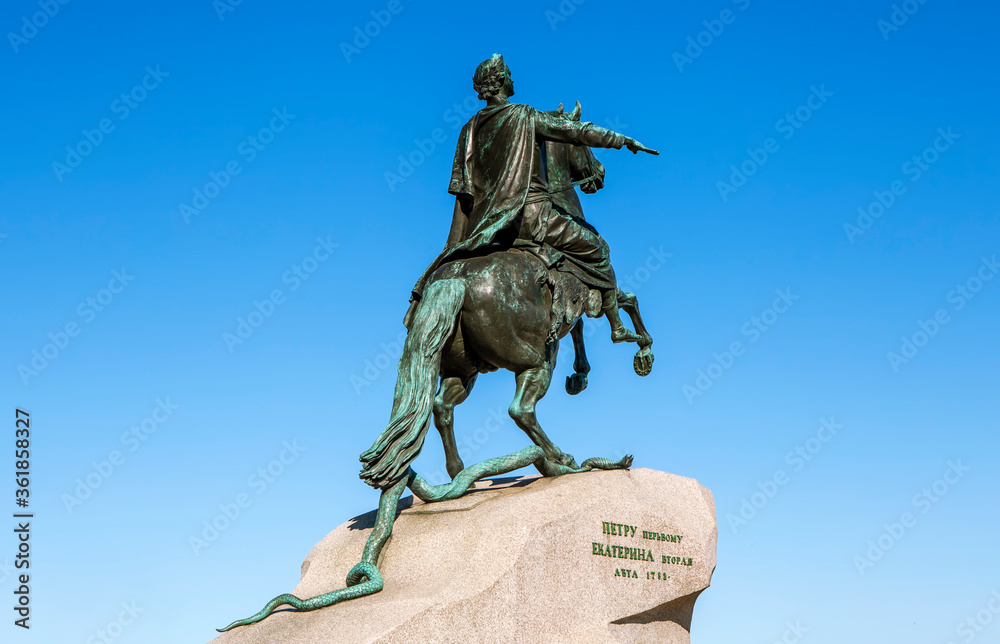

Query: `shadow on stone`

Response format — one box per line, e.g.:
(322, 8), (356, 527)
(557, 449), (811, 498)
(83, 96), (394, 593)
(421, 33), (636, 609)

(610, 589), (701, 632)
(481, 475), (537, 488)
(348, 476), (540, 531)
(347, 496), (415, 531)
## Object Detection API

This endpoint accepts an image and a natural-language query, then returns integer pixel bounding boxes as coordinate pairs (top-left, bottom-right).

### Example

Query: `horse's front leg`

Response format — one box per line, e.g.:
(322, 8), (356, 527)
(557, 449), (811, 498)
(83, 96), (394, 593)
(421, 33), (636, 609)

(565, 318), (590, 395)
(617, 289), (655, 376)
(433, 374), (477, 479)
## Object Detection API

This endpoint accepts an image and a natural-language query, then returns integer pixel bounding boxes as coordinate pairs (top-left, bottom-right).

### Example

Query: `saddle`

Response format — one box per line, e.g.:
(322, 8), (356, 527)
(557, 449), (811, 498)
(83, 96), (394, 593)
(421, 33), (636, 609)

(508, 244), (603, 343)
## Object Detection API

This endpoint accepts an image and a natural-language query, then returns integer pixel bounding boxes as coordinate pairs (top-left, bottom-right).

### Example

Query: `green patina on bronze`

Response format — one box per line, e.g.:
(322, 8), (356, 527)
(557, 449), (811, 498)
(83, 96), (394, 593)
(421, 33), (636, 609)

(219, 53), (657, 633)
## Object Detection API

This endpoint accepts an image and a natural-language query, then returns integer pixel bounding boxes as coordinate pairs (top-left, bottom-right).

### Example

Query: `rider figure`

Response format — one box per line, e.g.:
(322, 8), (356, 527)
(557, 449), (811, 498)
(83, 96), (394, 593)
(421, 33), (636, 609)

(405, 53), (658, 343)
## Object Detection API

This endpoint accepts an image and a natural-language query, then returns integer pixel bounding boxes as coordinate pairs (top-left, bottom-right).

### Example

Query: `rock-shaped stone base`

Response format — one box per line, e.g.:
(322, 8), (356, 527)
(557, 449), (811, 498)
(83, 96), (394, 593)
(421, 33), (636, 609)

(212, 468), (716, 643)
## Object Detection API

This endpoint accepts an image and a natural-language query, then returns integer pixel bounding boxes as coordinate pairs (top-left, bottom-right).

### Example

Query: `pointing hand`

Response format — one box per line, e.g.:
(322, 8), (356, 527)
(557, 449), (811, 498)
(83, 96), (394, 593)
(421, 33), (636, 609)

(625, 138), (659, 156)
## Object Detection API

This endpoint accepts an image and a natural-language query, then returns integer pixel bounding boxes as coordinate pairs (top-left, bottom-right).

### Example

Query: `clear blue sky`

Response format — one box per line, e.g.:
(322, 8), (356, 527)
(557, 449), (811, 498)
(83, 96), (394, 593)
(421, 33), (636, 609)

(1, 0), (998, 642)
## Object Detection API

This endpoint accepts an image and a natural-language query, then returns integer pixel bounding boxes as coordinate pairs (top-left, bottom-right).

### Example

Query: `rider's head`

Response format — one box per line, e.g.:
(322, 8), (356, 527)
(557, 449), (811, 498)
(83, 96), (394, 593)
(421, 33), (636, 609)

(473, 54), (514, 102)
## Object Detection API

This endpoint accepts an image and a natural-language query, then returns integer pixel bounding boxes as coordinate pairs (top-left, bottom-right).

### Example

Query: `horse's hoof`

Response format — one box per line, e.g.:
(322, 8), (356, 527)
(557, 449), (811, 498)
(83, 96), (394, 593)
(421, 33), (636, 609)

(446, 460), (465, 480)
(565, 373), (588, 395)
(557, 453), (579, 469)
(633, 348), (654, 376)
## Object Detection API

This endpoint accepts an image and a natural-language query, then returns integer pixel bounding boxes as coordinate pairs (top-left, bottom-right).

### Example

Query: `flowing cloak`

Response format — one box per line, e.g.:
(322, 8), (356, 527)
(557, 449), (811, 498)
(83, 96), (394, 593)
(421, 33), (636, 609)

(409, 102), (626, 300)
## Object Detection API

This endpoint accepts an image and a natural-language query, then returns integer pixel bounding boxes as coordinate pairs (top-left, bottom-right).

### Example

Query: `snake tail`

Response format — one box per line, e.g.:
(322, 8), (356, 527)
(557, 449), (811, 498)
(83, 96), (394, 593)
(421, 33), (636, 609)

(216, 563), (382, 632)
(216, 472), (411, 633)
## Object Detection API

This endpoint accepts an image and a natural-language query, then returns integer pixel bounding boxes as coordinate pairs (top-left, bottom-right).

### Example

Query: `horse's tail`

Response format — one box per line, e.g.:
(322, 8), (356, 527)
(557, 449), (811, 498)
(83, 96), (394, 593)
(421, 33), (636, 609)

(359, 279), (465, 489)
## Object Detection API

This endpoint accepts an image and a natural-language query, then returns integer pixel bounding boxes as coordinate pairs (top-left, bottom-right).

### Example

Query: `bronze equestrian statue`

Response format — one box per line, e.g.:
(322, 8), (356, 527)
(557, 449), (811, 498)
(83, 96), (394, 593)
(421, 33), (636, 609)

(219, 53), (658, 633)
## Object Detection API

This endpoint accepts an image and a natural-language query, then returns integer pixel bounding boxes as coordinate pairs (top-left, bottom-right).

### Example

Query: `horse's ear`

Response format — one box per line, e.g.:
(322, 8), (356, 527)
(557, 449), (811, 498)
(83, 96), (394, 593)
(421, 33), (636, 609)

(569, 101), (582, 121)
(556, 103), (564, 114)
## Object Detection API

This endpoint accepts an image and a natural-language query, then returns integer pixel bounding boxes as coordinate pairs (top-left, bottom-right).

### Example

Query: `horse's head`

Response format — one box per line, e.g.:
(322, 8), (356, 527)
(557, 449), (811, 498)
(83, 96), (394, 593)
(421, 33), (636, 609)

(546, 102), (605, 194)
(552, 101), (583, 122)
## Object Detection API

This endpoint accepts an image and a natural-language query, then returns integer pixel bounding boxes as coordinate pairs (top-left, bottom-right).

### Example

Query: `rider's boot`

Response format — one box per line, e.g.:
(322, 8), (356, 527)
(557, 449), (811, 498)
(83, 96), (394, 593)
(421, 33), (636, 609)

(603, 290), (641, 343)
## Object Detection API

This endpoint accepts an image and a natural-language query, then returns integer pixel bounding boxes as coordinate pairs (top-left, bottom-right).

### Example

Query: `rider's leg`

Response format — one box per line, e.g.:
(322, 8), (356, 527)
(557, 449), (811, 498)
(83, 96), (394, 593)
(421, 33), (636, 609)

(541, 209), (640, 344)
(617, 289), (653, 349)
(603, 289), (642, 343)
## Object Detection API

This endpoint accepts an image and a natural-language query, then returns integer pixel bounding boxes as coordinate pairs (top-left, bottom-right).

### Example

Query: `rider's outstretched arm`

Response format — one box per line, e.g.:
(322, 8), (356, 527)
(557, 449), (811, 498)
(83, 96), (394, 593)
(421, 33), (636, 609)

(535, 109), (659, 155)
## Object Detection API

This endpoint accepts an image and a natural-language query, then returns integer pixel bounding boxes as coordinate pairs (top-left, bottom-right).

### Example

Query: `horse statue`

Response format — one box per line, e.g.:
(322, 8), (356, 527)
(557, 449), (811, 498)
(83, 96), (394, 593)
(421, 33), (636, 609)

(219, 102), (655, 633)
(429, 101), (655, 481)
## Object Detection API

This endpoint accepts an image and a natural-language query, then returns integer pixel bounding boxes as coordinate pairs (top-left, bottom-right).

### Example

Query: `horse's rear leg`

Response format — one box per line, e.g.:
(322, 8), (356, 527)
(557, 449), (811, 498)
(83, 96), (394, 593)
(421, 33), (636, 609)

(433, 374), (477, 479)
(510, 361), (578, 470)
(617, 289), (654, 376)
(565, 319), (590, 395)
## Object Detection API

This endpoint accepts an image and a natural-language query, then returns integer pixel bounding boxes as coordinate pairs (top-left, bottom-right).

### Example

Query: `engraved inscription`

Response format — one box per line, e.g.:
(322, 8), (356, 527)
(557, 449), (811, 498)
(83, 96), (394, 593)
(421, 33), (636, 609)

(592, 542), (656, 561)
(662, 555), (694, 566)
(601, 521), (637, 537)
(594, 521), (695, 578)
(641, 530), (683, 543)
